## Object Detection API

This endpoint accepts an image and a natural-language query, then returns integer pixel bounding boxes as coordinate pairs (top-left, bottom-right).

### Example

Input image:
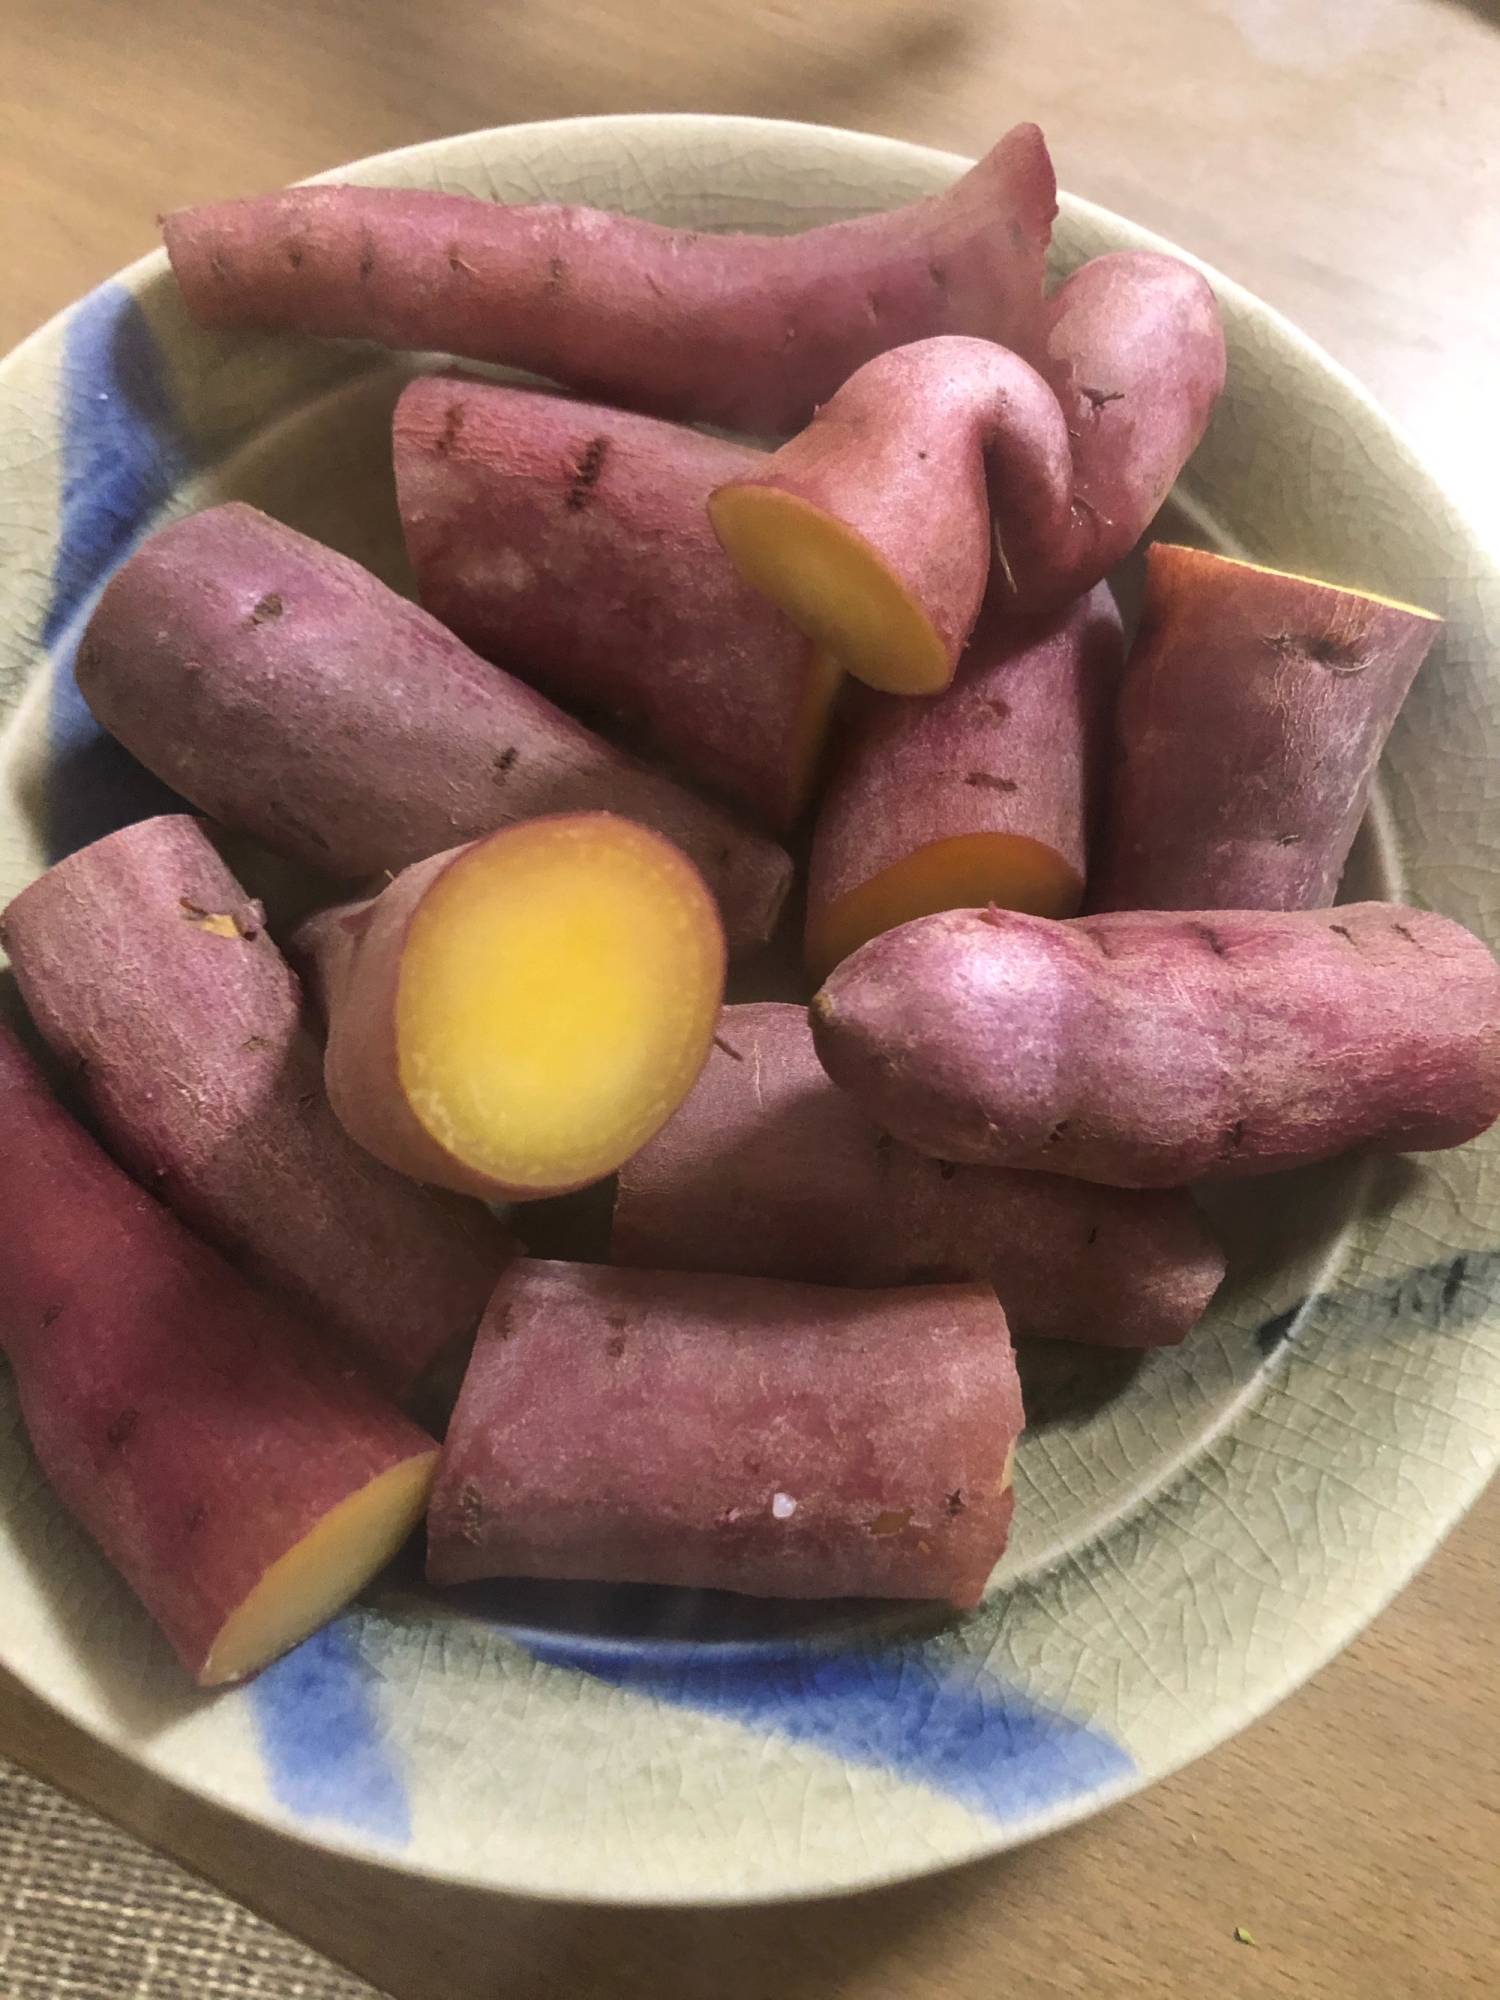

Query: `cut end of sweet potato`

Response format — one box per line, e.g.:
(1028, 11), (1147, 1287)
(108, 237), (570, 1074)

(787, 647), (845, 821)
(806, 832), (1083, 981)
(397, 815), (726, 1196)
(709, 485), (952, 696)
(201, 1449), (439, 1686)
(1152, 545), (1440, 624)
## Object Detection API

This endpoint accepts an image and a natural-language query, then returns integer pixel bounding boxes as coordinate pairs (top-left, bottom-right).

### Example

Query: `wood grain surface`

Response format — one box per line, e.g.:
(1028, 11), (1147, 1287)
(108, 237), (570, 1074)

(3, 2), (1499, 1995)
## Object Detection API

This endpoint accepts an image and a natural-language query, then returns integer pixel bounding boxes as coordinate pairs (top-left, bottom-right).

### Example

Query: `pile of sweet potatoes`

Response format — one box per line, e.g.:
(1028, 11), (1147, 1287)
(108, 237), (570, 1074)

(2, 123), (1494, 1688)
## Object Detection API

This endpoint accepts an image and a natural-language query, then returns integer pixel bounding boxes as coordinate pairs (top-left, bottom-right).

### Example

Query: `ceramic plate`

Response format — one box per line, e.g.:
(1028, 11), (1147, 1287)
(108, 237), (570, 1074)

(2, 115), (1497, 1905)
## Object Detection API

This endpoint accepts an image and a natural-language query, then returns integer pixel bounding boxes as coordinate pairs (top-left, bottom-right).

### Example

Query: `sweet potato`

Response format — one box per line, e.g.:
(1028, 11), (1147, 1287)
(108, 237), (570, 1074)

(0, 1024), (438, 1686)
(804, 585), (1123, 979)
(0, 816), (512, 1402)
(161, 126), (1057, 435)
(708, 252), (1225, 693)
(394, 377), (842, 834)
(427, 1258), (1022, 1606)
(810, 903), (1500, 1188)
(1088, 545), (1443, 912)
(74, 504), (791, 958)
(291, 815), (725, 1202)
(613, 1003), (1223, 1348)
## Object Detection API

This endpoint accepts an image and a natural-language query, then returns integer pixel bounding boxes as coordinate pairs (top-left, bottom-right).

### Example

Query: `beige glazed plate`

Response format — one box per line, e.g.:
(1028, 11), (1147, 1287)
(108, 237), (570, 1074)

(0, 114), (1498, 1905)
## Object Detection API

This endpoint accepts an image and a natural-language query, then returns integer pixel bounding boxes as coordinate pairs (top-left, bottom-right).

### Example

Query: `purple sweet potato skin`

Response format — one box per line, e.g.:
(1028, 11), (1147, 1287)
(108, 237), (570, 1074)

(427, 1259), (1021, 1606)
(161, 126), (1057, 435)
(1088, 544), (1442, 912)
(806, 585), (1124, 953)
(288, 848), (486, 1198)
(613, 1004), (1223, 1348)
(718, 335), (1072, 679)
(1028, 255), (1226, 615)
(713, 252), (1225, 659)
(0, 816), (510, 1401)
(395, 377), (829, 833)
(811, 904), (1500, 1188)
(73, 503), (790, 957)
(0, 1024), (435, 1683)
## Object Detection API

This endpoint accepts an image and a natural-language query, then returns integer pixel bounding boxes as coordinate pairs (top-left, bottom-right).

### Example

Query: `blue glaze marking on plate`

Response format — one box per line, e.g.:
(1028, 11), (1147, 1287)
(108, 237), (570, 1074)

(44, 281), (191, 860)
(247, 1622), (411, 1845)
(1254, 1247), (1499, 1357)
(526, 1638), (1132, 1822)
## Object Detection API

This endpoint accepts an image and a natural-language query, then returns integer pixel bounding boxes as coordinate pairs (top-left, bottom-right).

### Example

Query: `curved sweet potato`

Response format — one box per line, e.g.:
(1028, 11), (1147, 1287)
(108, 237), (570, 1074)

(1088, 545), (1442, 911)
(394, 377), (841, 834)
(805, 585), (1123, 978)
(291, 815), (725, 1202)
(161, 126), (1057, 435)
(811, 904), (1500, 1187)
(0, 1025), (438, 1686)
(427, 1258), (1022, 1606)
(74, 504), (791, 958)
(1, 816), (512, 1402)
(613, 1003), (1223, 1348)
(708, 252), (1225, 693)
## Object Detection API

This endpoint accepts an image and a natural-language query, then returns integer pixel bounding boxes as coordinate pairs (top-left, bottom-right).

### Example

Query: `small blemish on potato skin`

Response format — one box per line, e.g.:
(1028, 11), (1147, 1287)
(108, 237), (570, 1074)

(869, 1508), (912, 1537)
(457, 1480), (485, 1544)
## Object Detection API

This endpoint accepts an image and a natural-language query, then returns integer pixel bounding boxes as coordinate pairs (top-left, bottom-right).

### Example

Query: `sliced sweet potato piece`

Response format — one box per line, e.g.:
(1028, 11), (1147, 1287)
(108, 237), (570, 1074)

(74, 503), (791, 958)
(428, 1258), (1023, 1607)
(0, 1025), (437, 1687)
(1088, 545), (1442, 911)
(293, 815), (725, 1202)
(395, 377), (843, 835)
(805, 585), (1123, 978)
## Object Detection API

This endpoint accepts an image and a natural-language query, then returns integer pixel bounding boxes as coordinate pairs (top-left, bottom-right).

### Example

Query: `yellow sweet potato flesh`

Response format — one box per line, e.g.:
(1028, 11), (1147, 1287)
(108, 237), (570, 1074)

(202, 1451), (438, 1686)
(806, 832), (1083, 983)
(395, 819), (724, 1194)
(787, 646), (848, 818)
(708, 486), (950, 696)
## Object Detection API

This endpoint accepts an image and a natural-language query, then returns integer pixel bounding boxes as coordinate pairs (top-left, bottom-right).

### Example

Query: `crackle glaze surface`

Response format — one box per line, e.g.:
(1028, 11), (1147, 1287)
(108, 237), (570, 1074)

(0, 115), (1497, 1905)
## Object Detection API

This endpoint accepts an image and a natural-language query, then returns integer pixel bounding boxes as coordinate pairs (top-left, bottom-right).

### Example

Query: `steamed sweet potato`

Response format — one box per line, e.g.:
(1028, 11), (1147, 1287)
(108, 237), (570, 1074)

(0, 1024), (438, 1686)
(74, 504), (791, 958)
(805, 585), (1123, 979)
(292, 815), (725, 1202)
(811, 904), (1500, 1188)
(708, 253), (1225, 693)
(1088, 545), (1443, 911)
(1, 816), (512, 1402)
(394, 377), (841, 834)
(161, 126), (1056, 435)
(427, 1258), (1022, 1605)
(613, 1003), (1223, 1348)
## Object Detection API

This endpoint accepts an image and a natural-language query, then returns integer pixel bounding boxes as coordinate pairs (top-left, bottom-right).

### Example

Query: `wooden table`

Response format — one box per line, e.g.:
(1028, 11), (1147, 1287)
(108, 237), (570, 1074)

(4, 3), (1498, 1994)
